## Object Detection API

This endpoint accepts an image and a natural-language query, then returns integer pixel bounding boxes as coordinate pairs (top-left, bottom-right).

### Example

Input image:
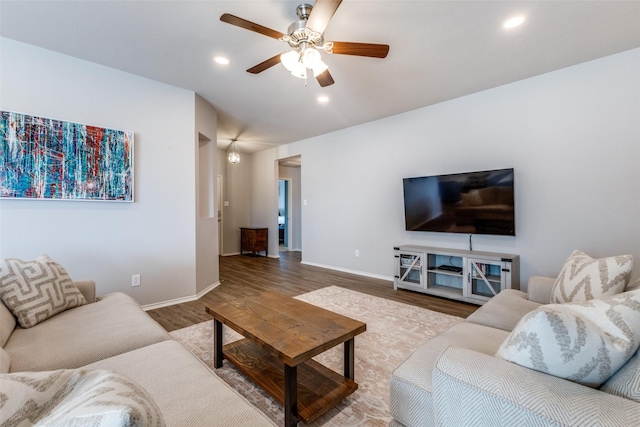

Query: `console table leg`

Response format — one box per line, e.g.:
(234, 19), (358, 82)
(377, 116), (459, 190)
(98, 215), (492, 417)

(344, 338), (355, 380)
(213, 319), (223, 368)
(284, 364), (299, 427)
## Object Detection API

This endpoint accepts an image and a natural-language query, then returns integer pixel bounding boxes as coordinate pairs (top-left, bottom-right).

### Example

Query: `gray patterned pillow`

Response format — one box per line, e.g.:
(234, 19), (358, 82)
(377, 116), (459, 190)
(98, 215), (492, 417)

(550, 250), (632, 303)
(496, 290), (640, 387)
(0, 369), (165, 426)
(0, 255), (87, 328)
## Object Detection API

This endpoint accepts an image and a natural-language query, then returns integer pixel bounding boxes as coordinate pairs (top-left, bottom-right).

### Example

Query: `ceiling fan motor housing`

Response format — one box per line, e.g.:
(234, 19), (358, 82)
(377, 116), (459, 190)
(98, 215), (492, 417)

(296, 3), (313, 20)
(286, 20), (323, 49)
(285, 3), (323, 50)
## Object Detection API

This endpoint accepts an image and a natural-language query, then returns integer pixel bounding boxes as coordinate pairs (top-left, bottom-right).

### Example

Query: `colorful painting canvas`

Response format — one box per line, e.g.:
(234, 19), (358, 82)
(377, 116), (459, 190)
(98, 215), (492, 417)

(0, 111), (134, 201)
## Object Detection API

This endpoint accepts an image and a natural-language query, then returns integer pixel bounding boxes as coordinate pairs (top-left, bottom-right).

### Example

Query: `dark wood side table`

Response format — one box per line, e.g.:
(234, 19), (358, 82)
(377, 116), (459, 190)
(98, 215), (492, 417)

(240, 227), (268, 256)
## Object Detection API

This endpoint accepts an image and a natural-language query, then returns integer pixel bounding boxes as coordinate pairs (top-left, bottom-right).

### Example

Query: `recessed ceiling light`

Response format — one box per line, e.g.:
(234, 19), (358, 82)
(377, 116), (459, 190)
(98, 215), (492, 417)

(317, 95), (329, 103)
(503, 16), (525, 29)
(214, 56), (230, 65)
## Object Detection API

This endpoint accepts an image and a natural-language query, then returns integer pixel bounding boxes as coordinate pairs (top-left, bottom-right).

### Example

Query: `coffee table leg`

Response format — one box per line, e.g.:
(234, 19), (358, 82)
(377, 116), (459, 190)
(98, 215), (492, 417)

(344, 338), (355, 380)
(284, 364), (299, 427)
(213, 319), (223, 368)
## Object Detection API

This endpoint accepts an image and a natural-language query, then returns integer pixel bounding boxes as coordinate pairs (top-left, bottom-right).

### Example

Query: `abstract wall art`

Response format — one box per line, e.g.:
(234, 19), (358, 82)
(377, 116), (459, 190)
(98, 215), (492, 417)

(0, 111), (134, 201)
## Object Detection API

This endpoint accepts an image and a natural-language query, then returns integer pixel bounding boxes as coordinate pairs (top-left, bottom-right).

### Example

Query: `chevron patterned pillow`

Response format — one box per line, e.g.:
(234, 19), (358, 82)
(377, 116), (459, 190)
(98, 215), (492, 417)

(496, 290), (640, 387)
(551, 250), (632, 303)
(0, 255), (87, 328)
(0, 369), (165, 426)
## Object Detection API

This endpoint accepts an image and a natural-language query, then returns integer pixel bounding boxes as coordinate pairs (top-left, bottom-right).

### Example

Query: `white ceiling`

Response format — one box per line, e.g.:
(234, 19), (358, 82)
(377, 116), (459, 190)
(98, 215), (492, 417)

(1, 1), (639, 154)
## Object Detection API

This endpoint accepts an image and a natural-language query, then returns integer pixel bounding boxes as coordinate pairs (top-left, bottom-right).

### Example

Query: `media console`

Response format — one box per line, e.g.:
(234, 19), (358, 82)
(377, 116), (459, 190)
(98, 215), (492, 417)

(393, 245), (519, 305)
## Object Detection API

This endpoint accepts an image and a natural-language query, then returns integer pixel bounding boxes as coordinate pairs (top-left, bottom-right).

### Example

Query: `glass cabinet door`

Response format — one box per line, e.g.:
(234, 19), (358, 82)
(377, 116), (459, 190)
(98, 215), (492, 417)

(468, 259), (502, 300)
(397, 252), (424, 287)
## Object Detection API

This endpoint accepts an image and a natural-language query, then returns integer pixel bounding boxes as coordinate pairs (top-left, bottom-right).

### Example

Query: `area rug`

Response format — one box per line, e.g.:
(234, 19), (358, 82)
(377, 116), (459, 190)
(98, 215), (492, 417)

(169, 286), (462, 426)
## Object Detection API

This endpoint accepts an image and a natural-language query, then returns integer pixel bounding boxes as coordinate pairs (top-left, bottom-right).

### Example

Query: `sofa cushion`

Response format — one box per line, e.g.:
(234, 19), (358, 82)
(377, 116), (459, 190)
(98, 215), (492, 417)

(551, 250), (632, 303)
(0, 347), (10, 373)
(600, 348), (640, 402)
(628, 277), (640, 292)
(526, 276), (556, 304)
(466, 289), (541, 332)
(0, 255), (87, 328)
(496, 290), (640, 387)
(83, 340), (277, 427)
(4, 292), (171, 372)
(0, 369), (164, 426)
(0, 300), (16, 347)
(74, 280), (96, 303)
(433, 347), (640, 427)
(390, 323), (509, 427)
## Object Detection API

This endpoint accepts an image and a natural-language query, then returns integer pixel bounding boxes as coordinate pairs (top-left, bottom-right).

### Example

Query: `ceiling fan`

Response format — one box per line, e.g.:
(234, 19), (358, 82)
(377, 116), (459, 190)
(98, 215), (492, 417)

(220, 0), (390, 87)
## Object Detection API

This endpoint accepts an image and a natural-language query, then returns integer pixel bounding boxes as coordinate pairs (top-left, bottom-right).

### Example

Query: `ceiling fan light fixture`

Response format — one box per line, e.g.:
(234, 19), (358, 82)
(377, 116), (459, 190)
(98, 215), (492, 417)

(304, 48), (329, 77)
(302, 47), (321, 67)
(290, 61), (307, 79)
(280, 50), (300, 72)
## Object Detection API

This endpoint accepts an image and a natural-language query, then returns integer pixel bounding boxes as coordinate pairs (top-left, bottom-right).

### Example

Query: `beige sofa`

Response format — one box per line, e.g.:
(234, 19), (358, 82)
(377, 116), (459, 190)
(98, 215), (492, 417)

(1, 281), (276, 427)
(390, 276), (640, 427)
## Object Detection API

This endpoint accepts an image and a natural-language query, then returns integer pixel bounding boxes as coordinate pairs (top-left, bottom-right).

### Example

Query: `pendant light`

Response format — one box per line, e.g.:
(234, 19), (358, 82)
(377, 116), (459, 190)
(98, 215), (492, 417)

(228, 139), (240, 164)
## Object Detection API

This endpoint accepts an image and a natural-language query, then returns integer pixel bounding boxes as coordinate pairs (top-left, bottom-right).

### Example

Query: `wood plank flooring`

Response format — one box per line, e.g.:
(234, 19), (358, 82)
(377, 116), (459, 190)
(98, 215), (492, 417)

(147, 251), (478, 332)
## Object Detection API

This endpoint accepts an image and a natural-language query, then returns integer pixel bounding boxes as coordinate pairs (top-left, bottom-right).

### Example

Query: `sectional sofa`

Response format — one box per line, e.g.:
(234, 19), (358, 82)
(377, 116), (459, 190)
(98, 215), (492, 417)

(0, 272), (276, 426)
(390, 272), (640, 426)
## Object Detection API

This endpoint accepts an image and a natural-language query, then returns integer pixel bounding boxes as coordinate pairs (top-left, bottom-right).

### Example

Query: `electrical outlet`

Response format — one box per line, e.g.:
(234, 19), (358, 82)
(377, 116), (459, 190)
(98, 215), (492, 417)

(131, 274), (141, 287)
(355, 249), (360, 257)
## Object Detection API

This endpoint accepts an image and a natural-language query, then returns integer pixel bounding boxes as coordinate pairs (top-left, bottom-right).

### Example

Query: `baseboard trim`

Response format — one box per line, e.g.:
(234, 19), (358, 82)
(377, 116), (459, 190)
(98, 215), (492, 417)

(300, 261), (393, 282)
(141, 281), (220, 311)
(221, 252), (241, 257)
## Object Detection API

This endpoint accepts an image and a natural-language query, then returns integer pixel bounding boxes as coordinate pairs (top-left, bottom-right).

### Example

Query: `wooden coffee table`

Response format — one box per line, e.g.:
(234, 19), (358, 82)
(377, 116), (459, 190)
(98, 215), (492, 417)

(205, 291), (367, 426)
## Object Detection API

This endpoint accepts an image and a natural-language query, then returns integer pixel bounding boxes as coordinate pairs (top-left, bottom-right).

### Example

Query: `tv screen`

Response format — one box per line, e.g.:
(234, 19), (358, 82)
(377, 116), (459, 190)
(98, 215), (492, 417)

(403, 168), (515, 236)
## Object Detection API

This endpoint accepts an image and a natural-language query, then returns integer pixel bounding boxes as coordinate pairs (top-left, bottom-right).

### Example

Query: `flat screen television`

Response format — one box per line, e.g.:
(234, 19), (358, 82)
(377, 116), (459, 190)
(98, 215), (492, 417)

(403, 168), (515, 236)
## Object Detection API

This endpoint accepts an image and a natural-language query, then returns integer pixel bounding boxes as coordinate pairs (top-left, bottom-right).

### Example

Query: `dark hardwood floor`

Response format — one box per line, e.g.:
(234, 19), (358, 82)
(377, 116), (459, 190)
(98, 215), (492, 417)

(147, 251), (478, 332)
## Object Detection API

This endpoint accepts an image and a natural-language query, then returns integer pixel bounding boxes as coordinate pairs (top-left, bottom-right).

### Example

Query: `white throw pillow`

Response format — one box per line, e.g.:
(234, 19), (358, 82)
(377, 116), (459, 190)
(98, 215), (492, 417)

(0, 369), (165, 426)
(551, 250), (632, 303)
(496, 290), (640, 387)
(0, 255), (87, 328)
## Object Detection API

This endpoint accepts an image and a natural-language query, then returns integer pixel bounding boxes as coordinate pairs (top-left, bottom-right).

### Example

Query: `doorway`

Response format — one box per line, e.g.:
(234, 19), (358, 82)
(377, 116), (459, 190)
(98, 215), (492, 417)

(278, 179), (289, 250)
(217, 174), (224, 255)
(277, 155), (301, 254)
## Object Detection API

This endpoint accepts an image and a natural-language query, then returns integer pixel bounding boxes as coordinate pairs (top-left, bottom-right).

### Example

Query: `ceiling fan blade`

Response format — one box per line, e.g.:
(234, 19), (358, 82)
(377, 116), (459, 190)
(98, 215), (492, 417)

(327, 41), (389, 58)
(305, 0), (342, 34)
(247, 54), (283, 74)
(316, 69), (335, 87)
(220, 13), (285, 40)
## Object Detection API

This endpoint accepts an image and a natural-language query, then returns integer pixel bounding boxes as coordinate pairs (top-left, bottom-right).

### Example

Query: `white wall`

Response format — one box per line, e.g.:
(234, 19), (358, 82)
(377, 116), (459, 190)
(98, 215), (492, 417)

(195, 94), (218, 294)
(220, 150), (252, 255)
(0, 38), (211, 305)
(252, 48), (640, 287)
(252, 150), (287, 257)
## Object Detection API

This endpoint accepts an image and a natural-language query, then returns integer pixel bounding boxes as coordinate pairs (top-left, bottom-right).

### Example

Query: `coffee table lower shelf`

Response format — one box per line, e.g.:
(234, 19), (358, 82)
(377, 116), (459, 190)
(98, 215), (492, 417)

(223, 338), (358, 423)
